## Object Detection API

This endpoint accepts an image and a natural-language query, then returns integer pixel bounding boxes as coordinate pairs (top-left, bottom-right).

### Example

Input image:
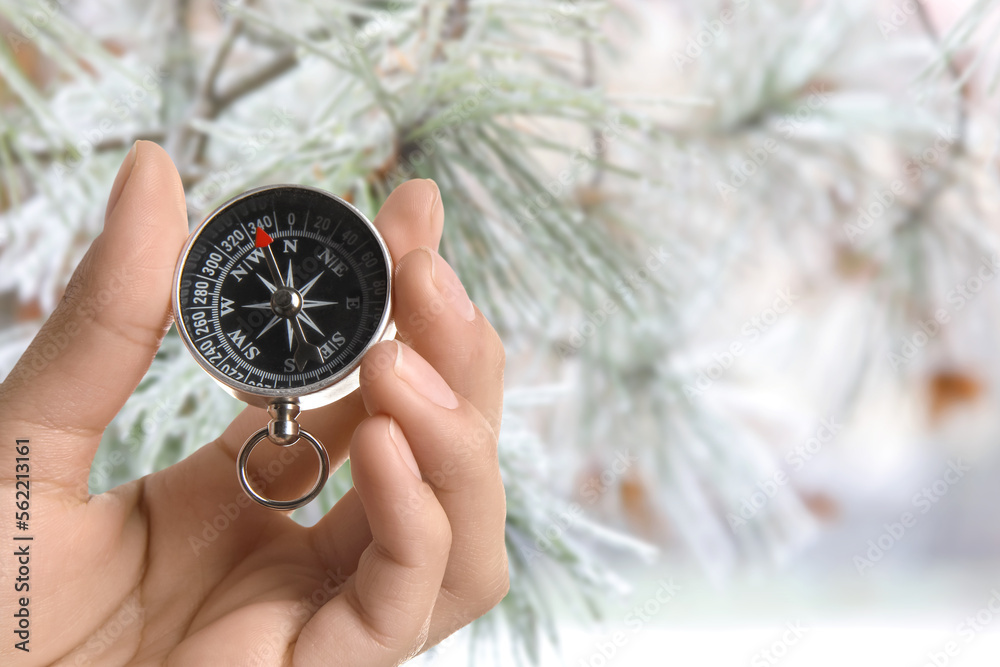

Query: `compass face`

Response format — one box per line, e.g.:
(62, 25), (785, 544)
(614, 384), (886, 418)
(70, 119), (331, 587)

(174, 185), (392, 400)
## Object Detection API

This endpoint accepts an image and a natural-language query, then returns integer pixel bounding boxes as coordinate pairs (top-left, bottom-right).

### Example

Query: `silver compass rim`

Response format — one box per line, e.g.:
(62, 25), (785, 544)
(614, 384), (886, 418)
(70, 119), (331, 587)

(171, 184), (395, 411)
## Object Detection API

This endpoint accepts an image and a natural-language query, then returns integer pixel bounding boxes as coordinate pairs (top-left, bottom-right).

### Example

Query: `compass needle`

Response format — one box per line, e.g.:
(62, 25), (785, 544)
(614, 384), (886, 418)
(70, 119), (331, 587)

(291, 318), (324, 371)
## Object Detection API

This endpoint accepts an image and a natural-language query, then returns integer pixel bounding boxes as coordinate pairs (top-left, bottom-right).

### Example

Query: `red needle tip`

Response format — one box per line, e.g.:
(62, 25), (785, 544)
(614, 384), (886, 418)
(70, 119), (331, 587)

(255, 226), (274, 248)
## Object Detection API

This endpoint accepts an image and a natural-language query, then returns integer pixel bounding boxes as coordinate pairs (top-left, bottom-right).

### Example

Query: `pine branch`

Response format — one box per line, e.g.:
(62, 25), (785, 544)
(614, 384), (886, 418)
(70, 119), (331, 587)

(890, 0), (973, 260)
(212, 47), (298, 112)
(185, 18), (245, 165)
(915, 0), (968, 153)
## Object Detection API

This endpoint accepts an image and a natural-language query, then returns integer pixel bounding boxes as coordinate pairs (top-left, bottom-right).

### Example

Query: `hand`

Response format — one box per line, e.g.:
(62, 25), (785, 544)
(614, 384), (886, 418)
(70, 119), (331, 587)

(0, 141), (508, 666)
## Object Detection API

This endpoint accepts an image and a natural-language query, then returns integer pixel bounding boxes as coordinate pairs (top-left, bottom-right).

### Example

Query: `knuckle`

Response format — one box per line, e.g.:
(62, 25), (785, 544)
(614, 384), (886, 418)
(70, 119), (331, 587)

(428, 509), (453, 556)
(441, 550), (510, 620)
(345, 587), (404, 654)
(420, 411), (500, 492)
(485, 322), (505, 370)
(423, 432), (489, 491)
(492, 575), (511, 609)
(482, 561), (511, 611)
(471, 567), (511, 617)
(472, 322), (505, 406)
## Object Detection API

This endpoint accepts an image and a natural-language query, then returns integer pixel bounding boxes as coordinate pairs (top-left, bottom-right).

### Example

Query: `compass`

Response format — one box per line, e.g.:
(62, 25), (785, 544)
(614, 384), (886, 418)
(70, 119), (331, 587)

(172, 185), (394, 510)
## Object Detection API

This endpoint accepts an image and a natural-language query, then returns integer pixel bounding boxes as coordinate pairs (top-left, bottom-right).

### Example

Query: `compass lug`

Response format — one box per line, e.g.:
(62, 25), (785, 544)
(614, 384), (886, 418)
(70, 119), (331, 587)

(266, 399), (301, 446)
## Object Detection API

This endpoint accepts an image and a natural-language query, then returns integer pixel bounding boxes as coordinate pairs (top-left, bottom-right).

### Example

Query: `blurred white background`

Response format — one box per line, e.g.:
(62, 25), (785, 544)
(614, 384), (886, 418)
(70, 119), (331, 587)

(5, 0), (1000, 665)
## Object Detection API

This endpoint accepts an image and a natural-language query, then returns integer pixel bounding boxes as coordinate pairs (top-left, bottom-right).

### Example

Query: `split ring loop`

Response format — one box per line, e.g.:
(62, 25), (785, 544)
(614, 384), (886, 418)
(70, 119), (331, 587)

(237, 427), (330, 510)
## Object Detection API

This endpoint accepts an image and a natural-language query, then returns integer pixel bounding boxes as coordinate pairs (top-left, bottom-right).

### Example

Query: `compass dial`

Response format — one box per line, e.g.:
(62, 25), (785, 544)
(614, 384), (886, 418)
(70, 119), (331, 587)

(173, 185), (392, 400)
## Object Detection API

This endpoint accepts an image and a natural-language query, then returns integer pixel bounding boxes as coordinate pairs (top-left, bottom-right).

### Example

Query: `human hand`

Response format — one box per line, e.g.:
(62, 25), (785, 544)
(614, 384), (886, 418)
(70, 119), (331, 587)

(0, 141), (508, 666)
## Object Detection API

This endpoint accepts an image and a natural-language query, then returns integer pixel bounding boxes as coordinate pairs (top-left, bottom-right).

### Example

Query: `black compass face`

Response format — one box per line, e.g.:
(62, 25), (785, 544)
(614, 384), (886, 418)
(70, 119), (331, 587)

(175, 186), (391, 396)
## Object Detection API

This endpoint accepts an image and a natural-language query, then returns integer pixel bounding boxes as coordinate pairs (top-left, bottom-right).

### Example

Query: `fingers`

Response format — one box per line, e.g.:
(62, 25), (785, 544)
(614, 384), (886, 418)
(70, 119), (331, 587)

(352, 341), (509, 643)
(296, 415), (450, 667)
(381, 248), (510, 641)
(0, 141), (188, 492)
(393, 246), (505, 434)
(311, 243), (510, 643)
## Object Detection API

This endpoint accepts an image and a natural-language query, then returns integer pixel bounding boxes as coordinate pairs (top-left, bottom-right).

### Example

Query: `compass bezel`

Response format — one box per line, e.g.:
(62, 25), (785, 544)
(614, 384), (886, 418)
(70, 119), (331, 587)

(171, 184), (395, 411)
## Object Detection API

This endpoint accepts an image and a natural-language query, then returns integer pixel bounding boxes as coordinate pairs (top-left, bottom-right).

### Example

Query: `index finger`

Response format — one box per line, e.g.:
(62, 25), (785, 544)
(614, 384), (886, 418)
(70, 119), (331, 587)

(373, 179), (444, 263)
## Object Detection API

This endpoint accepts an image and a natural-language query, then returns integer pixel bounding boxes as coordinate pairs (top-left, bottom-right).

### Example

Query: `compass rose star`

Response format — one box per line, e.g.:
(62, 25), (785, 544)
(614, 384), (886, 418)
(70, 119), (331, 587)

(297, 310), (324, 336)
(257, 315), (282, 339)
(244, 267), (337, 346)
(299, 271), (323, 298)
(242, 298), (339, 311)
(256, 273), (278, 294)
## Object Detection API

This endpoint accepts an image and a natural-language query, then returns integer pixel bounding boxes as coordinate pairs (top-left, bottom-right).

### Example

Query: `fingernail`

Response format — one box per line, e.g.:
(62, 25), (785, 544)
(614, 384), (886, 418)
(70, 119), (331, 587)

(392, 340), (459, 409)
(105, 141), (139, 223)
(420, 246), (476, 322)
(387, 417), (421, 480)
(424, 178), (442, 226)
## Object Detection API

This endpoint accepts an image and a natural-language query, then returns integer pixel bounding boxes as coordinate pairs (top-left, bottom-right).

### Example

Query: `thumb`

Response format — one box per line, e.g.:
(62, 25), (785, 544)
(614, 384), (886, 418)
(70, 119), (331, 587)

(0, 141), (188, 495)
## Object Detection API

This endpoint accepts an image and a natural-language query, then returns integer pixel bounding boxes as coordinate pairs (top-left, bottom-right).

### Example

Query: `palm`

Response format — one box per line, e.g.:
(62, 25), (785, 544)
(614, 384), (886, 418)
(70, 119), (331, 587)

(26, 398), (362, 664)
(0, 144), (508, 667)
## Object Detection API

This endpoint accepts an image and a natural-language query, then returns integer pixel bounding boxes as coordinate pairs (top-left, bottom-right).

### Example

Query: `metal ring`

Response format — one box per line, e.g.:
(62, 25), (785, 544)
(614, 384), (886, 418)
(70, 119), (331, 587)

(237, 427), (330, 510)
